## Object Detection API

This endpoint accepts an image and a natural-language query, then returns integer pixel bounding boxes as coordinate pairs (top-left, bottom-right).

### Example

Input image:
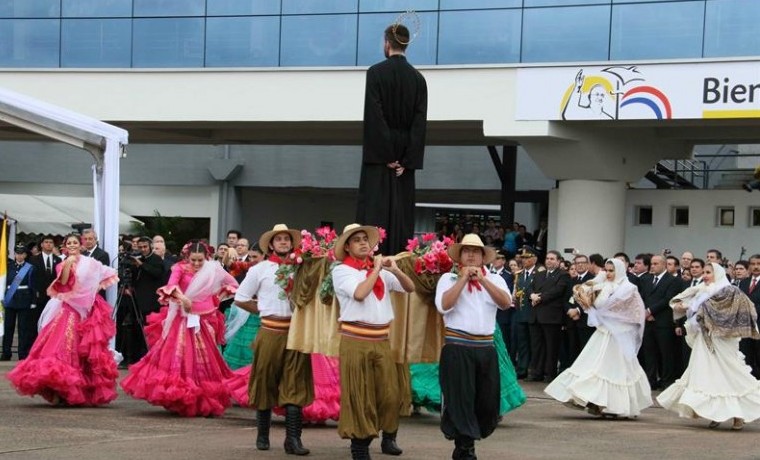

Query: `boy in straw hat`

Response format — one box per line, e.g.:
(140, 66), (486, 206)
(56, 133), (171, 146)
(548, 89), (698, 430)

(234, 224), (313, 456)
(331, 223), (414, 460)
(435, 234), (511, 460)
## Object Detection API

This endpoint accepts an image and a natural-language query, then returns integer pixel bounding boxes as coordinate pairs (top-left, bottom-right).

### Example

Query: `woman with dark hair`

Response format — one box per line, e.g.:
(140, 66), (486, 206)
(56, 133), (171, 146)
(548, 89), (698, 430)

(658, 262), (760, 430)
(8, 233), (119, 406)
(121, 240), (241, 417)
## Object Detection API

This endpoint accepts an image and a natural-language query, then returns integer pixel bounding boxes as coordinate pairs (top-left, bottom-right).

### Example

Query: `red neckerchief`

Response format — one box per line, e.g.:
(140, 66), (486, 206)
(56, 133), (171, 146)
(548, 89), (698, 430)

(343, 255), (385, 300)
(459, 265), (487, 292)
(268, 254), (287, 265)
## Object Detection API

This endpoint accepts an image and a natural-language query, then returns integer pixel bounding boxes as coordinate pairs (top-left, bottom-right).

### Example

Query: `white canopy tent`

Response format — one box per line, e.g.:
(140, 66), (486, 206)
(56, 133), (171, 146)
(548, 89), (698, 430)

(0, 86), (128, 303)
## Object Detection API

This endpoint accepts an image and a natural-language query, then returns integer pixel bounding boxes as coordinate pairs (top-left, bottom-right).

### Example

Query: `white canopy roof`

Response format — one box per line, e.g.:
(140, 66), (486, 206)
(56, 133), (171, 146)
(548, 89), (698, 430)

(0, 194), (140, 235)
(0, 86), (127, 304)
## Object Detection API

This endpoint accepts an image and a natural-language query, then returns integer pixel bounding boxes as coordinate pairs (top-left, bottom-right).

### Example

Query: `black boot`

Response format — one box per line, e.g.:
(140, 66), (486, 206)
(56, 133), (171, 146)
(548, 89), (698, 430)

(256, 409), (271, 450)
(453, 437), (476, 460)
(350, 438), (372, 460)
(283, 405), (310, 456)
(381, 431), (402, 456)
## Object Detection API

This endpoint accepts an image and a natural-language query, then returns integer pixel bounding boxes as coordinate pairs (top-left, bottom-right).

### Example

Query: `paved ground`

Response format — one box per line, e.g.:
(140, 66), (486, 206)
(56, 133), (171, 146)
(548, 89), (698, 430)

(0, 361), (754, 459)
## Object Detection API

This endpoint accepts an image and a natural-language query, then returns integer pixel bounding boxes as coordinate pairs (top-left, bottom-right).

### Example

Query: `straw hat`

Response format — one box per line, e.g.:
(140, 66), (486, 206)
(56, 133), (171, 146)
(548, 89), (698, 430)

(259, 224), (302, 255)
(447, 234), (497, 265)
(334, 223), (380, 261)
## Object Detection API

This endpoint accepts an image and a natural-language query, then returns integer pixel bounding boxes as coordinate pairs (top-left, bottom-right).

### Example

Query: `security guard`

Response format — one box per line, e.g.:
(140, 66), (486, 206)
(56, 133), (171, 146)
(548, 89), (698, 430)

(2, 244), (36, 360)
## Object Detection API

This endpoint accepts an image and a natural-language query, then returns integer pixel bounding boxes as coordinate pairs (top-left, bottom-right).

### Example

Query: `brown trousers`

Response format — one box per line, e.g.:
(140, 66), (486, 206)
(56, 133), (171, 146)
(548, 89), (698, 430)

(249, 328), (313, 409)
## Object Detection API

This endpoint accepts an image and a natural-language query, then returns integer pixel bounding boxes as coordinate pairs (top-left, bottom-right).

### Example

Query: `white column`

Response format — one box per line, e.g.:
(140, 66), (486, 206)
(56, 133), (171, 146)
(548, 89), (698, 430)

(101, 139), (120, 304)
(553, 180), (626, 258)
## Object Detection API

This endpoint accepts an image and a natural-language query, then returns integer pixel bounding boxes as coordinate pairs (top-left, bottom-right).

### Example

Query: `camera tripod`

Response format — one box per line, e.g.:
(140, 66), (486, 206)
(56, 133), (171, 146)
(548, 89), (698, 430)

(114, 283), (149, 365)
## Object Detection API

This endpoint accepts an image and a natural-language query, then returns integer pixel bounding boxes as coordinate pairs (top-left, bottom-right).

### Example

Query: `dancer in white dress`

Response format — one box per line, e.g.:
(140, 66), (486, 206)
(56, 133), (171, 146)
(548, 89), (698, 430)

(545, 258), (652, 417)
(657, 262), (760, 430)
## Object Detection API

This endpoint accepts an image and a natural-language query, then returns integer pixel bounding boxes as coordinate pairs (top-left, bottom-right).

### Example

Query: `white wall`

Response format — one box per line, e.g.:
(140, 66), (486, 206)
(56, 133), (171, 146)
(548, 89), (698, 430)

(625, 189), (759, 261)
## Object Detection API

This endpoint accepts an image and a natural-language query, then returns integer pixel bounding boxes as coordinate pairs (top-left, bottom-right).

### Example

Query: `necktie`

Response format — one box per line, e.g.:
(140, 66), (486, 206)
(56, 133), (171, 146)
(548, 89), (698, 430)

(653, 276), (659, 287)
(751, 278), (758, 294)
(45, 256), (52, 274)
(692, 279), (698, 287)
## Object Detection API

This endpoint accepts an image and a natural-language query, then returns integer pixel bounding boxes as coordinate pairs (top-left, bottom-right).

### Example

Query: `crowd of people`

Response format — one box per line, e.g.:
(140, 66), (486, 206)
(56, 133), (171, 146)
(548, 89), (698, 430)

(4, 220), (760, 459)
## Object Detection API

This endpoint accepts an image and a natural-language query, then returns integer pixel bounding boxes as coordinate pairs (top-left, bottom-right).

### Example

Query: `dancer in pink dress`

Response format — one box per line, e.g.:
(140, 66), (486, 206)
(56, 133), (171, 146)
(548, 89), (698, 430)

(7, 233), (119, 406)
(121, 240), (241, 417)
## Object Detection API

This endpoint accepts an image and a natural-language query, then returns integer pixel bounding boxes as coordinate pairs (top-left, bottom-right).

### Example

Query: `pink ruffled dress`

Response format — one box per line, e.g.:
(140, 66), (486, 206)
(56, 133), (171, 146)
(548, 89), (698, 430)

(120, 260), (244, 417)
(7, 256), (119, 406)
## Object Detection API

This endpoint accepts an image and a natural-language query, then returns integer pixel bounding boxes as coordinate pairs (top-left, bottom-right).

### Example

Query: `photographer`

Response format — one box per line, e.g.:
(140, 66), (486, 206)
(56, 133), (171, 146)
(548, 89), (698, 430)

(122, 237), (165, 364)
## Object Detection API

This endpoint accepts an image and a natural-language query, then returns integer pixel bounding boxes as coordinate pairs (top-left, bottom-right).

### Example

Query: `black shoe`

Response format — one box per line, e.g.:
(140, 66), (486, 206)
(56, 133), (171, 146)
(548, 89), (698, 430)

(256, 409), (271, 451)
(283, 405), (310, 456)
(381, 431), (402, 456)
(350, 438), (372, 460)
(453, 437), (476, 460)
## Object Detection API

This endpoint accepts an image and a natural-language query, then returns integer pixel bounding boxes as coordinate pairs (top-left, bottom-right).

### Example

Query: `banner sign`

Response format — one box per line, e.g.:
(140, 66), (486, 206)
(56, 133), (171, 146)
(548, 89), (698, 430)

(516, 62), (760, 121)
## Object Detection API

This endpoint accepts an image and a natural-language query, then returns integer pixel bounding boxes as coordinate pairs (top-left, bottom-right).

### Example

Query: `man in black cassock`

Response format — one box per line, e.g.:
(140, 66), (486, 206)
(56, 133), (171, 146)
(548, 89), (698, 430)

(358, 23), (428, 254)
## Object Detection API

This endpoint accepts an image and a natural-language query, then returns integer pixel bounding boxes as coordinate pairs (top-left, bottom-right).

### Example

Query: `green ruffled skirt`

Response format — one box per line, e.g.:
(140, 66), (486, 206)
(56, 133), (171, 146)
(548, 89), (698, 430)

(222, 313), (261, 370)
(410, 326), (526, 415)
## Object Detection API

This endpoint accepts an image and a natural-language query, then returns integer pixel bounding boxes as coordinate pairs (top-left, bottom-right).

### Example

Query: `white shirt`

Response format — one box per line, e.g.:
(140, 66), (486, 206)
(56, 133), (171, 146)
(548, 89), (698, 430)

(435, 271), (510, 336)
(234, 260), (291, 318)
(333, 264), (403, 324)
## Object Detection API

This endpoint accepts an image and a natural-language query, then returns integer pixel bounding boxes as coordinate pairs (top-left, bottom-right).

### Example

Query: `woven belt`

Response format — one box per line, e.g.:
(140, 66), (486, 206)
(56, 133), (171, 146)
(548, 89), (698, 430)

(260, 315), (291, 333)
(444, 327), (494, 347)
(340, 321), (391, 341)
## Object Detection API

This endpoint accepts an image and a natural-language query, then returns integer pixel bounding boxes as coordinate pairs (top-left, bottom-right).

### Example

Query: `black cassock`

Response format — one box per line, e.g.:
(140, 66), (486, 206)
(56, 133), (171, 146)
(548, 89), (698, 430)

(357, 54), (427, 254)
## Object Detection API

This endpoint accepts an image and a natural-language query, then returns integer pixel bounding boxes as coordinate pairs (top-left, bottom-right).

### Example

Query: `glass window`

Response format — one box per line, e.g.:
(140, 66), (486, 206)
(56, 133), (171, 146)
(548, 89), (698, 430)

(206, 16), (279, 67)
(134, 0), (205, 17)
(438, 9), (520, 64)
(61, 19), (131, 67)
(207, 0), (281, 16)
(704, 0), (760, 58)
(62, 0), (133, 17)
(133, 18), (205, 67)
(358, 12), (437, 65)
(283, 0), (357, 14)
(281, 14), (357, 66)
(359, 0), (438, 13)
(0, 0), (59, 18)
(610, 2), (704, 60)
(717, 206), (735, 227)
(522, 5), (610, 62)
(0, 19), (59, 67)
(751, 207), (760, 227)
(440, 0), (521, 9)
(672, 206), (689, 226)
(526, 0), (609, 5)
(635, 206), (652, 226)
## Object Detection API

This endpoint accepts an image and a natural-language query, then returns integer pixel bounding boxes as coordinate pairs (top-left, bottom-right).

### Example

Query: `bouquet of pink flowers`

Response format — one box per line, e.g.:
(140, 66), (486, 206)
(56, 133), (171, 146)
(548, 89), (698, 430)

(299, 226), (339, 262)
(405, 233), (455, 275)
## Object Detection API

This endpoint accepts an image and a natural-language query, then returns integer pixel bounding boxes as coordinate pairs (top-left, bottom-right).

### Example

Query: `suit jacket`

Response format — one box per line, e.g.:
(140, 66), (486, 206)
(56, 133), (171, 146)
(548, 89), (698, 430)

(29, 252), (62, 306)
(640, 272), (681, 328)
(495, 268), (515, 325)
(739, 277), (760, 316)
(4, 260), (35, 309)
(514, 268), (536, 323)
(566, 271), (595, 327)
(132, 253), (166, 315)
(84, 246), (111, 267)
(530, 269), (571, 325)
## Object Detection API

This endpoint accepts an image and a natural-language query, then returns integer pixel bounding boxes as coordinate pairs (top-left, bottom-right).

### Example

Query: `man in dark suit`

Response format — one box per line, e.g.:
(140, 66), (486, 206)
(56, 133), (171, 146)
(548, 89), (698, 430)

(639, 255), (681, 389)
(491, 251), (516, 364)
(2, 245), (35, 360)
(739, 254), (760, 378)
(81, 228), (111, 267)
(357, 22), (427, 254)
(528, 250), (571, 381)
(563, 254), (596, 367)
(29, 235), (61, 345)
(123, 236), (165, 364)
(513, 247), (538, 379)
